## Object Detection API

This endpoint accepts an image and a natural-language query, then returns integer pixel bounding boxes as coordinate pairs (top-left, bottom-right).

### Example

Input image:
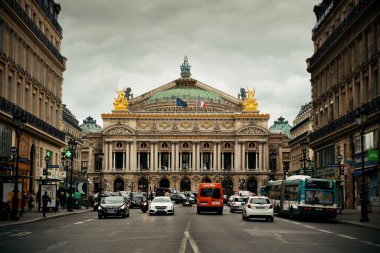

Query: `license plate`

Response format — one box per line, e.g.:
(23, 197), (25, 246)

(256, 206), (265, 209)
(315, 208), (323, 211)
(212, 201), (220, 205)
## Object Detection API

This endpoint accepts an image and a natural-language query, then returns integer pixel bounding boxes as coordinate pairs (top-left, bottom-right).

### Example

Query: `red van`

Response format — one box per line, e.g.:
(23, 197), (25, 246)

(197, 183), (223, 215)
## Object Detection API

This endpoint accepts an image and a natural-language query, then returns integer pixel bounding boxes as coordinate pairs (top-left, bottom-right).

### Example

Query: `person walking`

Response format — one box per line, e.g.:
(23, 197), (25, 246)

(42, 191), (51, 217)
(27, 191), (34, 211)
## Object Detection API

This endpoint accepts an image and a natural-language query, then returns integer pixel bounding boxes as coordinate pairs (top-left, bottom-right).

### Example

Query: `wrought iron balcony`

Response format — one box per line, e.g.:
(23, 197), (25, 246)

(0, 96), (65, 141)
(310, 0), (373, 66)
(309, 96), (380, 142)
(5, 0), (64, 64)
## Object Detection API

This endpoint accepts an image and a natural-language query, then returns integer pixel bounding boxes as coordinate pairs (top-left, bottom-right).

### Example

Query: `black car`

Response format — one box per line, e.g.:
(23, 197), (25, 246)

(130, 192), (146, 208)
(170, 193), (195, 204)
(98, 196), (130, 219)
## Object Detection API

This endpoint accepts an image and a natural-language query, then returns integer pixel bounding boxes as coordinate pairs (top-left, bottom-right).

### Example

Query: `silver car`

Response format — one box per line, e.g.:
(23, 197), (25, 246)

(229, 196), (247, 213)
(149, 196), (174, 215)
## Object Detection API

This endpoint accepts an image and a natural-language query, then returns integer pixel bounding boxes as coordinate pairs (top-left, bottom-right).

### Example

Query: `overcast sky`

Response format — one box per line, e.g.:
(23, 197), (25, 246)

(59, 0), (319, 128)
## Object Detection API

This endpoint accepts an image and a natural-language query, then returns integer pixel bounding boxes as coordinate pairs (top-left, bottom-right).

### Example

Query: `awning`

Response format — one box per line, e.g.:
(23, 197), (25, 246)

(352, 167), (377, 177)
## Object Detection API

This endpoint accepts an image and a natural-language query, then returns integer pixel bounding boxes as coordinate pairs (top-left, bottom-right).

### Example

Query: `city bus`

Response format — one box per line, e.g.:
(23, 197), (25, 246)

(264, 175), (337, 219)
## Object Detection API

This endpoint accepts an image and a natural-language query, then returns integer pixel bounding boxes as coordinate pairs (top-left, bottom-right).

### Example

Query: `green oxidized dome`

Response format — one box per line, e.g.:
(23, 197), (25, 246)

(148, 87), (222, 102)
(80, 116), (102, 134)
(269, 116), (292, 138)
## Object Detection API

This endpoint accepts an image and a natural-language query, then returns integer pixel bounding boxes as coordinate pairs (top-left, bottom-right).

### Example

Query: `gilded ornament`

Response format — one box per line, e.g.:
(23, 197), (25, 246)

(113, 88), (129, 110)
(242, 87), (259, 112)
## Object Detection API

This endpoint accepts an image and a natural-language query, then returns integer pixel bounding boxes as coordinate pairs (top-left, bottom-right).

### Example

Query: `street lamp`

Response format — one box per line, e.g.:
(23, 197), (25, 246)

(300, 142), (308, 175)
(67, 139), (77, 212)
(356, 107), (369, 222)
(45, 151), (51, 181)
(11, 111), (27, 220)
(97, 152), (104, 194)
(270, 151), (277, 180)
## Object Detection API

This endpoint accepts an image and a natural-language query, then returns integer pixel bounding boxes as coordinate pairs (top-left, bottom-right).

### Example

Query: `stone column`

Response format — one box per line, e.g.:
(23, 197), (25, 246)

(154, 142), (158, 171)
(108, 142), (112, 171)
(241, 143), (246, 171)
(213, 143), (217, 171)
(171, 142), (175, 171)
(126, 142), (130, 171)
(217, 143), (221, 171)
(104, 142), (108, 171)
(259, 143), (263, 171)
(192, 142), (196, 171)
(175, 143), (179, 172)
(196, 142), (200, 171)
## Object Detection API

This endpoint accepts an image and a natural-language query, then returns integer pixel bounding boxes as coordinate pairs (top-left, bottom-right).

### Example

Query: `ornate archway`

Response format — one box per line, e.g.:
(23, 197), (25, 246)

(159, 178), (170, 188)
(138, 177), (148, 192)
(222, 177), (233, 196)
(247, 177), (258, 194)
(180, 177), (191, 192)
(201, 177), (211, 183)
(114, 178), (124, 192)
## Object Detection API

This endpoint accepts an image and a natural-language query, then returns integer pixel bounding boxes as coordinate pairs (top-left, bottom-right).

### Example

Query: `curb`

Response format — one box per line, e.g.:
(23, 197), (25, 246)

(335, 220), (380, 232)
(0, 209), (92, 229)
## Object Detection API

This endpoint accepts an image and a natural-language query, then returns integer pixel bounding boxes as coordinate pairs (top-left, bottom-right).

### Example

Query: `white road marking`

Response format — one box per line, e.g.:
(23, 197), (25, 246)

(74, 221), (84, 224)
(302, 225), (315, 229)
(337, 234), (357, 240)
(85, 219), (94, 222)
(8, 232), (32, 237)
(317, 229), (333, 234)
(179, 221), (201, 253)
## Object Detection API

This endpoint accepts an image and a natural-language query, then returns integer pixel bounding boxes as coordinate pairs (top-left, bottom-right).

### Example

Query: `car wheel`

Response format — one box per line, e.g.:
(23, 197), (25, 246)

(197, 208), (201, 214)
(103, 215), (107, 219)
(242, 214), (245, 220)
(122, 213), (126, 218)
(126, 212), (130, 218)
(98, 214), (102, 219)
(230, 209), (233, 213)
(270, 217), (274, 222)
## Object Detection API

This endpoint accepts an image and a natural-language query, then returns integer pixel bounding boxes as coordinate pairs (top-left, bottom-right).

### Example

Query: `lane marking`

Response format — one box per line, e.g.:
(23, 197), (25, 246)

(337, 234), (357, 240)
(302, 225), (315, 229)
(317, 229), (333, 234)
(74, 221), (84, 225)
(185, 231), (201, 253)
(85, 219), (94, 222)
(8, 232), (32, 237)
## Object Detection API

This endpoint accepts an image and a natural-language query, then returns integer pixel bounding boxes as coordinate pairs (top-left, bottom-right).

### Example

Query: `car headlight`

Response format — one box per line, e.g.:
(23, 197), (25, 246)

(98, 206), (102, 211)
(119, 205), (126, 210)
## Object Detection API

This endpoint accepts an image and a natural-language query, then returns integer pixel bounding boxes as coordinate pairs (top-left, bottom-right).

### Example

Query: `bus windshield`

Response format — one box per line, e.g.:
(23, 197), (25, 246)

(305, 179), (333, 190)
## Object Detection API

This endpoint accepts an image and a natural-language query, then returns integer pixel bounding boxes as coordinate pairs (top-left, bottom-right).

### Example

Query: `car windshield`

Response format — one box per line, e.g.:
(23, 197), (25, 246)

(102, 196), (124, 204)
(233, 197), (246, 202)
(153, 197), (171, 203)
(250, 198), (270, 204)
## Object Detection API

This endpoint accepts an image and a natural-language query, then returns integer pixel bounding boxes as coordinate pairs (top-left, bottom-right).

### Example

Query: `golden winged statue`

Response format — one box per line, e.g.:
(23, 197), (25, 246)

(243, 87), (259, 112)
(113, 88), (129, 110)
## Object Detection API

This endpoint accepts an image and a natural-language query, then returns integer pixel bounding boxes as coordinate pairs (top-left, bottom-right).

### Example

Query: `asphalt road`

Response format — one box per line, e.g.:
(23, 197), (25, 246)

(0, 205), (379, 253)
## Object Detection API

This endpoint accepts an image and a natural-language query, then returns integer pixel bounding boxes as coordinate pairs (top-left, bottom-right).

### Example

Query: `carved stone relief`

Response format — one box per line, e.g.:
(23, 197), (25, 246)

(105, 126), (133, 135)
(239, 127), (267, 135)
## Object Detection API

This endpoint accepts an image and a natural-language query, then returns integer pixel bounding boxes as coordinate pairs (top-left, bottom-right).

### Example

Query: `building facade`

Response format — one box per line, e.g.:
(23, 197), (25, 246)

(289, 103), (314, 175)
(0, 0), (66, 194)
(83, 58), (288, 196)
(307, 0), (380, 211)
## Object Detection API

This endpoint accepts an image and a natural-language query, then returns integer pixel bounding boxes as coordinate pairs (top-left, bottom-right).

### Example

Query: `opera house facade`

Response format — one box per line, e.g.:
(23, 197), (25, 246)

(82, 58), (277, 195)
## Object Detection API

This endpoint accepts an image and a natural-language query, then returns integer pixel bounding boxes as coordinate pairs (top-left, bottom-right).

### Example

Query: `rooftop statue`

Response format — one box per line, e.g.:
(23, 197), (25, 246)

(180, 56), (191, 78)
(124, 87), (132, 100)
(242, 87), (259, 112)
(240, 88), (247, 100)
(113, 88), (129, 110)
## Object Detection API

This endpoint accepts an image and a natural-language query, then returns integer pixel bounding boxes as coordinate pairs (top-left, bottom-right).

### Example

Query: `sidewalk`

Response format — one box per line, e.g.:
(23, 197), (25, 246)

(335, 209), (380, 231)
(0, 207), (92, 228)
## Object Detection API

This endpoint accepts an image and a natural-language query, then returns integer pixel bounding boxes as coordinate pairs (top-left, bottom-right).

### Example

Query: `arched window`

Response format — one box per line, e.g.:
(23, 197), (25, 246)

(249, 142), (255, 149)
(183, 142), (189, 148)
(141, 142), (147, 149)
(116, 142), (123, 148)
(204, 143), (209, 148)
(162, 142), (168, 149)
(224, 143), (231, 149)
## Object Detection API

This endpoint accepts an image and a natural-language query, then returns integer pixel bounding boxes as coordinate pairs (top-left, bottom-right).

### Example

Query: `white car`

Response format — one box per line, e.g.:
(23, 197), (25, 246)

(242, 196), (274, 222)
(149, 196), (174, 215)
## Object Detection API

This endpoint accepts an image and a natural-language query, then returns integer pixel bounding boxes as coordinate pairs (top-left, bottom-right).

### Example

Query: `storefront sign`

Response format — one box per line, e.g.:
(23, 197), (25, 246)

(368, 150), (379, 161)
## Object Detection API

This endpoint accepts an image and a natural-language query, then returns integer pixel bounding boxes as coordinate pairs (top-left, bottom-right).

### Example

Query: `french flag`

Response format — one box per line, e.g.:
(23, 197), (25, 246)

(196, 98), (207, 110)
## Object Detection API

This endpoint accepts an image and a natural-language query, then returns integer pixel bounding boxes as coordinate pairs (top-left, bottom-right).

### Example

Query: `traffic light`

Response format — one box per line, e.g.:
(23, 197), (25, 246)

(46, 150), (51, 159)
